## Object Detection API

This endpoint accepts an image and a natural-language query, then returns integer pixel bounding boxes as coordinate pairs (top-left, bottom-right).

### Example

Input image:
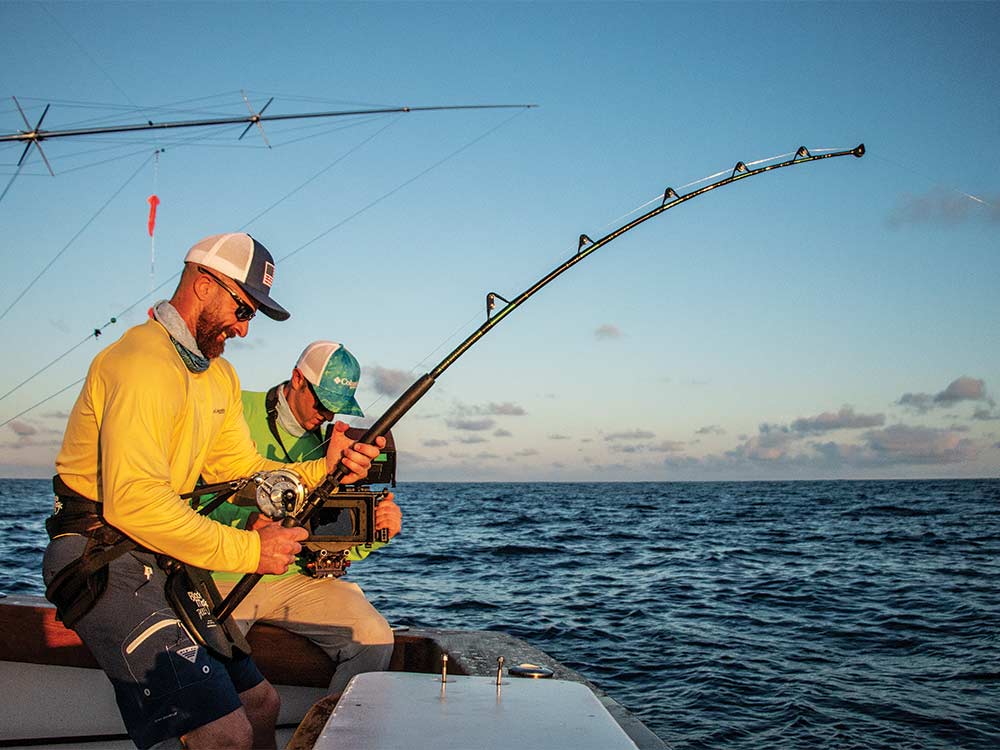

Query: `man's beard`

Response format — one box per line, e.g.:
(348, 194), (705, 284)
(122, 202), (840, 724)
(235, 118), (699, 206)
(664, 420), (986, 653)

(195, 311), (229, 359)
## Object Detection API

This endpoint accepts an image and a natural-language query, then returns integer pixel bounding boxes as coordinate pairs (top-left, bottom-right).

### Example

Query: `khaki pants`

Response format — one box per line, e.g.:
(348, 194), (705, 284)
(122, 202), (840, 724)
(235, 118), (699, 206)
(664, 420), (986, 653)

(215, 574), (394, 694)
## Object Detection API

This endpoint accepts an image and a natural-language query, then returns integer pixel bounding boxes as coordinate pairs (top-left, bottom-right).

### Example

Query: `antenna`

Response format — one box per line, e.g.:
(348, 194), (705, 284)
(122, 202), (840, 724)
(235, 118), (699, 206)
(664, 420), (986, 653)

(239, 89), (273, 148)
(12, 96), (55, 176)
(0, 99), (537, 144)
(0, 96), (536, 202)
(0, 96), (56, 202)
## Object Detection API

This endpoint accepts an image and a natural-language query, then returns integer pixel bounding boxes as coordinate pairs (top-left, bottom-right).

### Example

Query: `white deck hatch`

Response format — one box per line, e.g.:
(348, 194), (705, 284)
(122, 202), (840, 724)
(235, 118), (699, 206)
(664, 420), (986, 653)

(314, 671), (641, 750)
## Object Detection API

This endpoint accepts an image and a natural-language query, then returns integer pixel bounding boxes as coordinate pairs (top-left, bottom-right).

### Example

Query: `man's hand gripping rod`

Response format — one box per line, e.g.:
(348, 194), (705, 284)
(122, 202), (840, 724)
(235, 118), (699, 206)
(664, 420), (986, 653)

(214, 143), (865, 623)
(214, 375), (434, 622)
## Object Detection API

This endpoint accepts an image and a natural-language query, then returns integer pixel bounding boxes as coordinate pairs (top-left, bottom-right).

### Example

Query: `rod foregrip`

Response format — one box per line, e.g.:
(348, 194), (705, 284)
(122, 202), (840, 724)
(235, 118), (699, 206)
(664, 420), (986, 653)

(328, 373), (436, 484)
(361, 373), (436, 444)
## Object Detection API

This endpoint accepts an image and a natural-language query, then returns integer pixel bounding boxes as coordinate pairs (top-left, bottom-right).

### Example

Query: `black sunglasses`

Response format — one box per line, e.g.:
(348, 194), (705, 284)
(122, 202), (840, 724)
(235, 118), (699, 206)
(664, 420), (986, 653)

(199, 268), (256, 322)
(304, 379), (336, 420)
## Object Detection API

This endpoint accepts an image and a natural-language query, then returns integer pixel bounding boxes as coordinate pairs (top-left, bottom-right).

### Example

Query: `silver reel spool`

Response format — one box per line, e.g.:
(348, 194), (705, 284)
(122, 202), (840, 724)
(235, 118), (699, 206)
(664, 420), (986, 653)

(238, 468), (308, 519)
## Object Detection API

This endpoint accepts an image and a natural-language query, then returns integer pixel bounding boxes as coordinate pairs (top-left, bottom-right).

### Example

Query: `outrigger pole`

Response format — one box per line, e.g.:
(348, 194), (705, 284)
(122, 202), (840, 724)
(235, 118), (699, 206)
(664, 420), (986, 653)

(215, 142), (866, 622)
(1, 93), (536, 203)
(0, 97), (537, 150)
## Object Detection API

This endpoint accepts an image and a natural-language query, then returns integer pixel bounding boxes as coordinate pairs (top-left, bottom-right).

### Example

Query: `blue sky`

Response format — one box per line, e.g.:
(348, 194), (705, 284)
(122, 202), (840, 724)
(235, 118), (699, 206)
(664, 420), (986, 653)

(1, 1), (997, 481)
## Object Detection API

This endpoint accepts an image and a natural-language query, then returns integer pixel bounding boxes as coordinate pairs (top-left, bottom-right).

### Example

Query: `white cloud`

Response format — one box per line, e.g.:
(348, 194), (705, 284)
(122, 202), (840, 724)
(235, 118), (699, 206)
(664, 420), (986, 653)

(453, 401), (527, 417)
(860, 424), (978, 464)
(791, 405), (885, 433)
(696, 425), (725, 435)
(367, 366), (414, 397)
(8, 420), (36, 437)
(606, 429), (655, 441)
(446, 417), (495, 431)
(887, 190), (1000, 227)
(897, 376), (993, 414)
(594, 324), (623, 340)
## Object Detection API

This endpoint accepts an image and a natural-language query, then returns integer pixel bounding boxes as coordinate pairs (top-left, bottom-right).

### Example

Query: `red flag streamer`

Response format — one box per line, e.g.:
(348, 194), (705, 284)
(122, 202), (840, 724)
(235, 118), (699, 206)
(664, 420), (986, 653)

(147, 194), (160, 236)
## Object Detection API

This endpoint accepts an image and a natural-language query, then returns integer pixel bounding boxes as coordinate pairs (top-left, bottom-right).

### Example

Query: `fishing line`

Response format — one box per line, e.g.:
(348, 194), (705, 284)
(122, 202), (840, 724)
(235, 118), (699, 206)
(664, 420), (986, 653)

(0, 107), (232, 178)
(279, 107), (531, 263)
(1, 109), (531, 425)
(235, 110), (534, 455)
(0, 277), (176, 415)
(232, 110), (533, 458)
(3, 143), (151, 175)
(0, 314), (118, 423)
(601, 148), (848, 231)
(868, 151), (995, 209)
(39, 2), (150, 122)
(11, 92), (266, 127)
(418, 148), (851, 359)
(0, 378), (85, 431)
(215, 142), (867, 620)
(279, 145), (865, 463)
(0, 150), (156, 323)
(0, 163), (25, 203)
(248, 114), (397, 149)
(149, 151), (160, 287)
(237, 114), (404, 230)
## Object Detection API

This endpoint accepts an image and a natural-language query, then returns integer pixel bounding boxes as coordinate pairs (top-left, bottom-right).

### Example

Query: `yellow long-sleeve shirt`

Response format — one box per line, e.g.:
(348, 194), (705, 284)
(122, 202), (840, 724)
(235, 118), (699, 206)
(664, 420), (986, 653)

(55, 319), (328, 573)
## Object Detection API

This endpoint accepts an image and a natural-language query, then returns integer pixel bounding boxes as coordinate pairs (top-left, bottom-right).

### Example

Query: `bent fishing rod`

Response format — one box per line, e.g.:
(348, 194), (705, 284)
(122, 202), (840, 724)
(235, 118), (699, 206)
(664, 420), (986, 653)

(215, 142), (866, 621)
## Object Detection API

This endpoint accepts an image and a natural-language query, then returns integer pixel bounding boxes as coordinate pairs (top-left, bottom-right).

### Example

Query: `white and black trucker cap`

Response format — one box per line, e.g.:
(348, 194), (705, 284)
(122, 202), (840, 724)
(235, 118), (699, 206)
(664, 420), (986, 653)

(185, 233), (290, 321)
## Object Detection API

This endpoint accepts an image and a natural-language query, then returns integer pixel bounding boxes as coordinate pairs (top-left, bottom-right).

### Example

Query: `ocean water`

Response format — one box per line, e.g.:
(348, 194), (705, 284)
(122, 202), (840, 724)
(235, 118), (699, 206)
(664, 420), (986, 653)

(2, 478), (998, 749)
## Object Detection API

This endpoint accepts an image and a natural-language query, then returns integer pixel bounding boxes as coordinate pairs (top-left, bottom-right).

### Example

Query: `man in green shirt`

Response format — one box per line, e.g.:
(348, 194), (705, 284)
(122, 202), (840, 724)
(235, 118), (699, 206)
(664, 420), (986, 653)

(210, 341), (401, 695)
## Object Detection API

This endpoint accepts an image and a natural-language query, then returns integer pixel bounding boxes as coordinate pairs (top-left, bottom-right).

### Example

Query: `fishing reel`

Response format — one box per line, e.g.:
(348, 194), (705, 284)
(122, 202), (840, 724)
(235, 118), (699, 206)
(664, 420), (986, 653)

(236, 470), (391, 578)
(239, 468), (308, 519)
(235, 429), (397, 579)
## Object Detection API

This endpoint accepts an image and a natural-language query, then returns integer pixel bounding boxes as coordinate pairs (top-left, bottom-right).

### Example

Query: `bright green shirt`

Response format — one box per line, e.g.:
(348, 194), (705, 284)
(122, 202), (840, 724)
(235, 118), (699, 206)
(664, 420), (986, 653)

(208, 387), (386, 581)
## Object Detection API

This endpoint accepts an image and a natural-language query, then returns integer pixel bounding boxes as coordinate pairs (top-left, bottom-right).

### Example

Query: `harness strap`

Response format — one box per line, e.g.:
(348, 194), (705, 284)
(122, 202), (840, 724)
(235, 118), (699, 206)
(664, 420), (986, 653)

(265, 384), (294, 462)
(45, 474), (238, 637)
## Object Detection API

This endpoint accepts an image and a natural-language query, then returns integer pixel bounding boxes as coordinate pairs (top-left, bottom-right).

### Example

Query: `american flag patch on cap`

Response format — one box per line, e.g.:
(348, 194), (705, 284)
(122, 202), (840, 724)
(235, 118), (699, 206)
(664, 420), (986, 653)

(263, 262), (274, 288)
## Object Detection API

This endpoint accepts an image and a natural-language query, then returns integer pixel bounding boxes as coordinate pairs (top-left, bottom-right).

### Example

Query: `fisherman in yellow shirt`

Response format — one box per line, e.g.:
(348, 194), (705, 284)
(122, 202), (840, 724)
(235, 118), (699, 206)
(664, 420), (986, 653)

(42, 233), (384, 750)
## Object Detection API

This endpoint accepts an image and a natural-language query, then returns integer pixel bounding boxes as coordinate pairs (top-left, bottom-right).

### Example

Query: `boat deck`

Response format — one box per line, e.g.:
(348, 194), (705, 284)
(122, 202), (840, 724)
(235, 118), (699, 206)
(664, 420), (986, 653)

(0, 594), (666, 749)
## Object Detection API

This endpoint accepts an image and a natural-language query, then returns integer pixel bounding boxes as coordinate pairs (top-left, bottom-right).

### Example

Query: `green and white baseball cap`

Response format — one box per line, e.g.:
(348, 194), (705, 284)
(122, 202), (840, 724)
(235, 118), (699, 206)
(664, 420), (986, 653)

(295, 341), (364, 417)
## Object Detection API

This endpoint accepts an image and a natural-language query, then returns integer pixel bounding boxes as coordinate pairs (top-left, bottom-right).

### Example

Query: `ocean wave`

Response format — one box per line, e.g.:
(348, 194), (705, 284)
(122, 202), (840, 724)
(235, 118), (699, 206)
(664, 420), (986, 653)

(3, 478), (999, 749)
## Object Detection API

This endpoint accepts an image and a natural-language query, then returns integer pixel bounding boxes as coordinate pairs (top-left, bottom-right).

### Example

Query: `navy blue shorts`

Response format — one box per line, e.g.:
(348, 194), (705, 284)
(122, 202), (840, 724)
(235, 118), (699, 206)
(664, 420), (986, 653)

(43, 534), (265, 750)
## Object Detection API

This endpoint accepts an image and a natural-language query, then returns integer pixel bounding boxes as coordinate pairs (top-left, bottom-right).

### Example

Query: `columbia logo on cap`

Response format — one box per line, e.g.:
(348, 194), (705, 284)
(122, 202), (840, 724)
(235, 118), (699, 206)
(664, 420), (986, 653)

(295, 341), (365, 417)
